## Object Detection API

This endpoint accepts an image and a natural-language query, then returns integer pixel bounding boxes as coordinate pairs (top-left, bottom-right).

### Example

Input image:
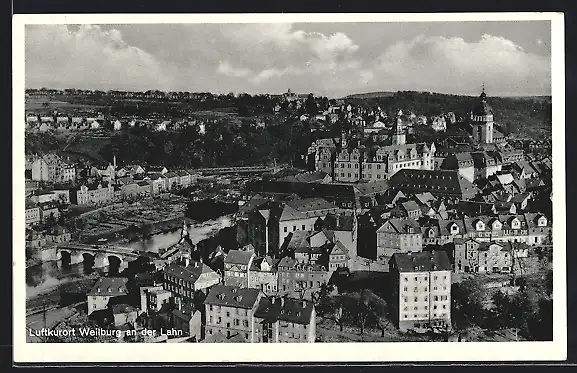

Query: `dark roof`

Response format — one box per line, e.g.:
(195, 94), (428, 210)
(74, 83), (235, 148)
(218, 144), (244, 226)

(224, 250), (255, 265)
(204, 285), (261, 309)
(254, 296), (314, 325)
(87, 277), (128, 296)
(390, 251), (452, 272)
(390, 169), (479, 199)
(163, 261), (216, 284)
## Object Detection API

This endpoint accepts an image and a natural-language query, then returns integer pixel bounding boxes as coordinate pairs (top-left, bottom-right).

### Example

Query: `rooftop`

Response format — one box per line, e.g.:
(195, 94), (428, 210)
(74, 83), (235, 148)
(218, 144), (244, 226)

(87, 277), (128, 296)
(204, 285), (261, 309)
(390, 251), (452, 273)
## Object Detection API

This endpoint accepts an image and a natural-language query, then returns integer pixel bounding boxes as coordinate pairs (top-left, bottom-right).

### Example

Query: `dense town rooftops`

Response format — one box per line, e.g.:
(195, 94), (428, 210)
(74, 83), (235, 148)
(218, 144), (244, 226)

(204, 285), (261, 309)
(87, 277), (128, 296)
(390, 251), (452, 273)
(254, 296), (314, 325)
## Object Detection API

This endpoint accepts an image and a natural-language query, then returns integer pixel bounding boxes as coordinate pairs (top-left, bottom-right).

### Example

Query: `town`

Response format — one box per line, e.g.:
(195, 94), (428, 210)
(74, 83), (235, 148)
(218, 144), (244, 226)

(25, 86), (553, 344)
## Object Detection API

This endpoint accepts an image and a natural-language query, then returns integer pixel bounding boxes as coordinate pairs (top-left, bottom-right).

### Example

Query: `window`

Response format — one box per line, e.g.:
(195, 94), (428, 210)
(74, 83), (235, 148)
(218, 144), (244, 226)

(226, 311), (230, 317)
(284, 227), (287, 233)
(414, 297), (418, 302)
(404, 277), (408, 282)
(217, 316), (222, 324)
(403, 287), (408, 291)
(434, 296), (439, 301)
(414, 306), (419, 311)
(414, 287), (418, 292)
(302, 225), (306, 230)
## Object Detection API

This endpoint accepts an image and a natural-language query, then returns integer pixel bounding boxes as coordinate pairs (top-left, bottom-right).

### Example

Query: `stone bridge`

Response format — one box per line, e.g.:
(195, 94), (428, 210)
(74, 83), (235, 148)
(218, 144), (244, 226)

(51, 243), (141, 271)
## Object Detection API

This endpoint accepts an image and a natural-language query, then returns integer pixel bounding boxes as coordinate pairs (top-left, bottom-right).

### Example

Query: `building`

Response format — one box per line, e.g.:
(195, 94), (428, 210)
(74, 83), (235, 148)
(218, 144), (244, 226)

(25, 201), (41, 226)
(376, 218), (423, 265)
(276, 257), (330, 298)
(140, 285), (172, 314)
(223, 250), (256, 288)
(440, 153), (475, 183)
(246, 198), (339, 258)
(74, 182), (115, 206)
(468, 88), (494, 144)
(389, 169), (480, 201)
(454, 239), (513, 274)
(253, 295), (316, 343)
(31, 153), (76, 183)
(87, 277), (129, 316)
(45, 225), (71, 244)
(389, 251), (452, 333)
(162, 259), (222, 310)
(203, 285), (263, 341)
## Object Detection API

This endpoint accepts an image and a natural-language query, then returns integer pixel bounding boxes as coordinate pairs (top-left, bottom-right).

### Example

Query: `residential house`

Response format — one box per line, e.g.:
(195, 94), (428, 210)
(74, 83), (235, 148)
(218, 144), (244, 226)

(39, 203), (60, 222)
(249, 256), (279, 294)
(31, 153), (76, 183)
(389, 251), (452, 333)
(454, 239), (512, 274)
(177, 170), (193, 188)
(45, 226), (71, 244)
(25, 201), (41, 226)
(163, 172), (180, 190)
(376, 217), (423, 265)
(203, 285), (263, 341)
(74, 182), (115, 206)
(112, 304), (138, 327)
(87, 277), (129, 316)
(224, 250), (256, 288)
(276, 257), (330, 298)
(253, 295), (316, 343)
(162, 259), (222, 310)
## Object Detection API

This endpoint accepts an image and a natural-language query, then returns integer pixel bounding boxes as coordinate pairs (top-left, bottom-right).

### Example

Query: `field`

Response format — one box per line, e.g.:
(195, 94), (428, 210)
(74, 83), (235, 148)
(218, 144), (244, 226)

(25, 96), (108, 114)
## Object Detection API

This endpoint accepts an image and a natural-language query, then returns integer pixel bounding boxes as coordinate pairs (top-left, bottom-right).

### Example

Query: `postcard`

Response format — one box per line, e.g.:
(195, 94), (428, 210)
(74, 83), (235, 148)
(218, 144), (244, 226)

(13, 12), (566, 363)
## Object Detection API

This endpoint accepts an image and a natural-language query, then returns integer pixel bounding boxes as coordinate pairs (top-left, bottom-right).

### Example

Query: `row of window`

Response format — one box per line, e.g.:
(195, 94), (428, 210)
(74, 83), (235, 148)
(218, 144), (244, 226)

(403, 312), (447, 319)
(403, 275), (448, 282)
(208, 316), (251, 328)
(402, 295), (448, 303)
(402, 304), (447, 312)
(208, 305), (249, 316)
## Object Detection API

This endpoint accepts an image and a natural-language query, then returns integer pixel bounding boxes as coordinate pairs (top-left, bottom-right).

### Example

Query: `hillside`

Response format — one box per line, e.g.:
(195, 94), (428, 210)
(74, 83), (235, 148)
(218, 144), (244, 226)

(345, 91), (552, 140)
(344, 91), (396, 99)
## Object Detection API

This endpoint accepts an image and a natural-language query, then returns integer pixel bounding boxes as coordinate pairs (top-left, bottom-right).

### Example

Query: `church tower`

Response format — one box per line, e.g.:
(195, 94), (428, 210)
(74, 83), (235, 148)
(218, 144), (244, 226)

(392, 109), (406, 145)
(470, 86), (494, 144)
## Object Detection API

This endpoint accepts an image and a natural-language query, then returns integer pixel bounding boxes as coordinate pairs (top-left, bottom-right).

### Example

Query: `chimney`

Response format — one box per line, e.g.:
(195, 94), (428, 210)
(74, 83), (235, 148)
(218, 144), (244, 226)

(302, 300), (307, 308)
(184, 256), (190, 268)
(280, 297), (285, 307)
(271, 296), (276, 304)
(194, 261), (199, 268)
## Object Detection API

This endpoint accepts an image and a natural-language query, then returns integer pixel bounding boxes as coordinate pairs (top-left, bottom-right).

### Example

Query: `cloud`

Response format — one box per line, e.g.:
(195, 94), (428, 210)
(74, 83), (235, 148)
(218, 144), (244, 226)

(364, 34), (551, 95)
(25, 25), (175, 90)
(24, 24), (551, 97)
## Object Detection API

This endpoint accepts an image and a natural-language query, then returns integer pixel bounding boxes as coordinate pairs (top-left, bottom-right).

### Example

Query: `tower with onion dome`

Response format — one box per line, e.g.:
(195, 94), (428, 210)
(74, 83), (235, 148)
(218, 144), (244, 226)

(469, 86), (494, 144)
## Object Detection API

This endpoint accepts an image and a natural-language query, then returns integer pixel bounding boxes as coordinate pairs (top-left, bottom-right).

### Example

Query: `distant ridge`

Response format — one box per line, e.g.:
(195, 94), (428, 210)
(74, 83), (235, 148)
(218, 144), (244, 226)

(344, 90), (551, 102)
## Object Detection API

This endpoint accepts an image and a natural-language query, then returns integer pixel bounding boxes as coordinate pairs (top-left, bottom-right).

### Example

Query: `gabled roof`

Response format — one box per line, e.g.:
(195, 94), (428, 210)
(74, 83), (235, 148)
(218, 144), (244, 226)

(204, 285), (261, 309)
(401, 200), (421, 213)
(377, 217), (420, 234)
(254, 296), (314, 325)
(164, 260), (217, 284)
(87, 277), (128, 296)
(224, 250), (255, 265)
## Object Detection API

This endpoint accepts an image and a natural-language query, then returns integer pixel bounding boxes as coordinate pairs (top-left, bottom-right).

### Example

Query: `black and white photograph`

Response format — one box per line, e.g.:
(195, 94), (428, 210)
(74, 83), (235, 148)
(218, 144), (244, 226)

(13, 12), (566, 362)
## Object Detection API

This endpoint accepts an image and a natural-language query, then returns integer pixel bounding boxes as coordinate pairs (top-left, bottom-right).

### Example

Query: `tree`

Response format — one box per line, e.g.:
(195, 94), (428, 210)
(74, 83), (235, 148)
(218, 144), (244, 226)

(140, 223), (153, 239)
(451, 278), (486, 336)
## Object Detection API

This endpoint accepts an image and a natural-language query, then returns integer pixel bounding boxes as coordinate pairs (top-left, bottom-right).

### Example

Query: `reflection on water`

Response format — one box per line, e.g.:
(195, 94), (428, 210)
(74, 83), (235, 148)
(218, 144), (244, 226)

(26, 215), (234, 300)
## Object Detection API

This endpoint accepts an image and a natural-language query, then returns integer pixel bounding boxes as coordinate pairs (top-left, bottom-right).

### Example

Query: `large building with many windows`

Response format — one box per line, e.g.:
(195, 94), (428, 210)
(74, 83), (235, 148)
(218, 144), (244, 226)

(389, 251), (452, 333)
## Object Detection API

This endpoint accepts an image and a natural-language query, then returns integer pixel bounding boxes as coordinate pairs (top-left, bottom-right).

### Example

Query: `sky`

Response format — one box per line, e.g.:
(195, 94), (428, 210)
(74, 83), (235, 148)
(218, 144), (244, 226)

(24, 21), (552, 98)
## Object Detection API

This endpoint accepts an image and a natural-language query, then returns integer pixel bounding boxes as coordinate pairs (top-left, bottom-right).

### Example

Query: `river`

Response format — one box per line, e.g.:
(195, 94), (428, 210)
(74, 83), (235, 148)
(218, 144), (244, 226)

(26, 215), (234, 302)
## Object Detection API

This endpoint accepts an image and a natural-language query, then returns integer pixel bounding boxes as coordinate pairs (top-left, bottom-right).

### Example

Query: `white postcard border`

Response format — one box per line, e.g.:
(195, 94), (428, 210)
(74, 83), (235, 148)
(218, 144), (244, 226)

(13, 12), (567, 363)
